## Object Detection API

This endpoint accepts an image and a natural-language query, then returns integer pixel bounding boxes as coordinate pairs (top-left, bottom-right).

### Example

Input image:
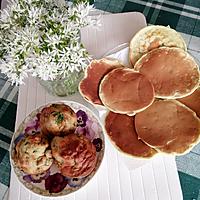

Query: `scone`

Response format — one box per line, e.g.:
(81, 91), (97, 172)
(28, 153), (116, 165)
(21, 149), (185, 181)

(14, 133), (53, 174)
(40, 104), (77, 136)
(51, 134), (97, 178)
(129, 25), (186, 66)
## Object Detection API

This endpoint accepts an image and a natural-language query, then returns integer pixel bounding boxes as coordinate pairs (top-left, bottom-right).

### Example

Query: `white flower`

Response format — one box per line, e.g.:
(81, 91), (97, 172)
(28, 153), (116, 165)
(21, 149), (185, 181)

(28, 7), (43, 26)
(0, 54), (29, 85)
(0, 0), (95, 85)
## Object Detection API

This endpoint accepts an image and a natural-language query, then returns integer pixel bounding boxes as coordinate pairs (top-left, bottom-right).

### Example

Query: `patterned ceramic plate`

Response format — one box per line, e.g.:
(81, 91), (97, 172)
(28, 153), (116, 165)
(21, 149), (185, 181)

(10, 101), (105, 197)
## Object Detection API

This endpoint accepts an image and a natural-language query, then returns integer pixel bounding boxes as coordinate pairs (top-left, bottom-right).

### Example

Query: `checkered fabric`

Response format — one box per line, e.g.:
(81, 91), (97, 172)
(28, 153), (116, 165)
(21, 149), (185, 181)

(0, 73), (18, 187)
(0, 0), (200, 199)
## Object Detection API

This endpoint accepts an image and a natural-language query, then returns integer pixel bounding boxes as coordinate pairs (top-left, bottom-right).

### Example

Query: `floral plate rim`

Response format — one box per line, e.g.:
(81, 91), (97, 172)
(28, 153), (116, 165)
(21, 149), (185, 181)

(10, 100), (105, 197)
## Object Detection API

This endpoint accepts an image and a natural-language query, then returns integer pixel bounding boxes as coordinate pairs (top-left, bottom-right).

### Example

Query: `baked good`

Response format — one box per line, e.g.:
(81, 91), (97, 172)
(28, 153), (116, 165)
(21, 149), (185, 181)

(134, 47), (200, 99)
(105, 111), (157, 158)
(79, 58), (123, 105)
(99, 68), (155, 115)
(178, 87), (200, 118)
(135, 100), (200, 155)
(51, 134), (97, 178)
(129, 25), (186, 66)
(14, 133), (53, 174)
(40, 104), (77, 136)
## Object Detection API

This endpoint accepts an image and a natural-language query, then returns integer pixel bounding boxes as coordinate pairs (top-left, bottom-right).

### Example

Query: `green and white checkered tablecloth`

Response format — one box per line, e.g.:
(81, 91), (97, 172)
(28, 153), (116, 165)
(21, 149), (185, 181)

(0, 0), (200, 199)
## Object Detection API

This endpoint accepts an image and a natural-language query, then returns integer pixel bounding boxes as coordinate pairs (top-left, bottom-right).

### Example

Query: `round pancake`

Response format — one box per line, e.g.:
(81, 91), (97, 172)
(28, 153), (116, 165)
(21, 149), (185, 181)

(134, 47), (200, 99)
(79, 58), (123, 105)
(99, 68), (155, 115)
(178, 87), (200, 118)
(135, 100), (200, 155)
(105, 111), (157, 158)
(129, 25), (186, 66)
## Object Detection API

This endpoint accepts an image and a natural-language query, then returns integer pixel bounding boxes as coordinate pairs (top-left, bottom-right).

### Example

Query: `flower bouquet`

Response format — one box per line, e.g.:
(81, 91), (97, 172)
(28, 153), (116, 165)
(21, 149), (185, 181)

(0, 0), (98, 96)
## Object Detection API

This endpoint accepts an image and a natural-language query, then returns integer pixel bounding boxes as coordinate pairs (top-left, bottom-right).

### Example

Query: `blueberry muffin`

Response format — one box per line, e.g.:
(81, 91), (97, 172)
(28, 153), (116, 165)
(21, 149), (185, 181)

(14, 133), (53, 174)
(40, 104), (77, 136)
(51, 134), (97, 178)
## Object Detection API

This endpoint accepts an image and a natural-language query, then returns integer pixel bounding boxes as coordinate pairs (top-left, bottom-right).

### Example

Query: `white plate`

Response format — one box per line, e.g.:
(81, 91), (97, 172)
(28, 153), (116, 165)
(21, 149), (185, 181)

(10, 101), (105, 197)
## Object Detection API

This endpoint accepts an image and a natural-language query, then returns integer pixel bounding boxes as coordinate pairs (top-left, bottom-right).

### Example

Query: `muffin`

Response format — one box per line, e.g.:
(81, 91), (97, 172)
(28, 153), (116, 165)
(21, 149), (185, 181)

(51, 134), (97, 178)
(14, 133), (53, 174)
(40, 104), (77, 136)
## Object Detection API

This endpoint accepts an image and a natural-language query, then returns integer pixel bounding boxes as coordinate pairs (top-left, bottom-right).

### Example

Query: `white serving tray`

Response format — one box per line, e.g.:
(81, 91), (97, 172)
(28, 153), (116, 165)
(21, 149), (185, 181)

(8, 12), (183, 200)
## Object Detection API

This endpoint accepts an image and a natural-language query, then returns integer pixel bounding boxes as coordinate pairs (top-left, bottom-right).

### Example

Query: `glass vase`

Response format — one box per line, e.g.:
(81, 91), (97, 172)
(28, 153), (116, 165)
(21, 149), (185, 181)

(39, 71), (84, 97)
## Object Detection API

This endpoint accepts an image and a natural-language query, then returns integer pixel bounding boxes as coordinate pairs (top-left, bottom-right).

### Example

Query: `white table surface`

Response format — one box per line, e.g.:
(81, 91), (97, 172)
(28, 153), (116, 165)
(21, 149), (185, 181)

(8, 12), (183, 200)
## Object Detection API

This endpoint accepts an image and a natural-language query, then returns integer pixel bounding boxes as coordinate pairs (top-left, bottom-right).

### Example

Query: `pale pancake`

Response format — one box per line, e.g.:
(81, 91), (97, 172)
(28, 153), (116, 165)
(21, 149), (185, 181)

(135, 100), (200, 155)
(178, 87), (200, 118)
(134, 47), (200, 99)
(99, 68), (155, 115)
(79, 58), (123, 106)
(105, 111), (157, 158)
(129, 25), (186, 66)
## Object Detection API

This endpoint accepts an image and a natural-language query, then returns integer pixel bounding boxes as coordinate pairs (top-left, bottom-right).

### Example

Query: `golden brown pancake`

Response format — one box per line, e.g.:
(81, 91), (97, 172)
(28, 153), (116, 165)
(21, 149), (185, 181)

(99, 68), (155, 115)
(129, 25), (186, 66)
(135, 100), (200, 155)
(105, 111), (157, 158)
(178, 87), (200, 118)
(79, 58), (123, 105)
(51, 134), (97, 178)
(134, 47), (200, 99)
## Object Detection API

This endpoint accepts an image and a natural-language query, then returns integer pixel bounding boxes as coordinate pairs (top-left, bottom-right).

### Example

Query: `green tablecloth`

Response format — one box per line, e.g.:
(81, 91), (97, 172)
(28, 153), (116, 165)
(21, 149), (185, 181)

(0, 0), (200, 199)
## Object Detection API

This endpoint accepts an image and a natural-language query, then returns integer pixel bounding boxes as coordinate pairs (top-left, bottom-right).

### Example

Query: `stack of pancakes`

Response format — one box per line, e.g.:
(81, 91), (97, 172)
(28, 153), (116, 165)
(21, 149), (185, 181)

(79, 25), (200, 158)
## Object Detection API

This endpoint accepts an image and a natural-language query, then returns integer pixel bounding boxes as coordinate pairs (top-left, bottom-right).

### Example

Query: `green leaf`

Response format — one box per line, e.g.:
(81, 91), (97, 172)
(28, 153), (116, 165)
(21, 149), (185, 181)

(53, 111), (64, 124)
(73, 0), (89, 4)
(0, 49), (6, 59)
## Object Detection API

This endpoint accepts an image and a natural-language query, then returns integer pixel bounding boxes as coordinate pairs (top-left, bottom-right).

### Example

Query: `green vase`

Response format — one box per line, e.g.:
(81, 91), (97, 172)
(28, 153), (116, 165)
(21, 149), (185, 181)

(39, 71), (84, 96)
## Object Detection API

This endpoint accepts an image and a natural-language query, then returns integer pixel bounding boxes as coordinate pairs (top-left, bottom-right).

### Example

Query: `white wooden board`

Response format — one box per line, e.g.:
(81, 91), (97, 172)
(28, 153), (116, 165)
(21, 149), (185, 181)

(9, 78), (183, 200)
(8, 12), (183, 200)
